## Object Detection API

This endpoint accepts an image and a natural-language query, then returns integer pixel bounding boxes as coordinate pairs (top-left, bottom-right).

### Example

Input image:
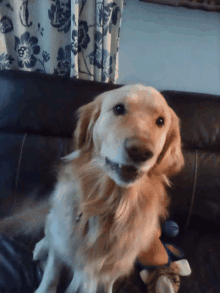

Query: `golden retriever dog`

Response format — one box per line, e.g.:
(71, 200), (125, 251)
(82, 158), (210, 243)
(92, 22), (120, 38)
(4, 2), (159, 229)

(32, 84), (184, 293)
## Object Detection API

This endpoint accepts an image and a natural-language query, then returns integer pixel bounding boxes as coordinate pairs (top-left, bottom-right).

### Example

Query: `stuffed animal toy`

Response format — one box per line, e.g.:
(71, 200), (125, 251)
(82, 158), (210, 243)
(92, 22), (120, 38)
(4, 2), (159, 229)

(136, 220), (191, 293)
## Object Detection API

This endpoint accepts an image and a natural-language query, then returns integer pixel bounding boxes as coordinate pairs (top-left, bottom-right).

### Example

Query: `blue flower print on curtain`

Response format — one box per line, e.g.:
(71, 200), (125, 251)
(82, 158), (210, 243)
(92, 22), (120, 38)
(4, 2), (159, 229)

(96, 2), (118, 36)
(89, 33), (113, 82)
(0, 53), (14, 70)
(54, 44), (71, 76)
(14, 32), (40, 69)
(71, 1), (124, 83)
(71, 21), (90, 55)
(0, 1), (13, 11)
(0, 0), (124, 83)
(48, 0), (71, 33)
(35, 51), (51, 74)
(101, 50), (113, 82)
(19, 1), (33, 27)
(0, 16), (14, 34)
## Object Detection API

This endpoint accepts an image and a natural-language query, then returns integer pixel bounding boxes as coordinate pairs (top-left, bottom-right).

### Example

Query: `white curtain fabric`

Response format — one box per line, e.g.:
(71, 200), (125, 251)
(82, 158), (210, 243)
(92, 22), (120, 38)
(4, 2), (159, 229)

(0, 0), (124, 83)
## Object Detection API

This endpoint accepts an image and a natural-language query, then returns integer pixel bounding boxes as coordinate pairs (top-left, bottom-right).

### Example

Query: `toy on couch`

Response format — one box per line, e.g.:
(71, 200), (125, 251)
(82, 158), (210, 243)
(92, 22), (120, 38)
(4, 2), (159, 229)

(136, 220), (191, 293)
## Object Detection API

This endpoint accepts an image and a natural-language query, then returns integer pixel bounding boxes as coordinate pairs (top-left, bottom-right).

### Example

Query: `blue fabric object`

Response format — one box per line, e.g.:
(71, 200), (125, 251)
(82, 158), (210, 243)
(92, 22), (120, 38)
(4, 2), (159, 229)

(135, 241), (185, 272)
(162, 220), (179, 237)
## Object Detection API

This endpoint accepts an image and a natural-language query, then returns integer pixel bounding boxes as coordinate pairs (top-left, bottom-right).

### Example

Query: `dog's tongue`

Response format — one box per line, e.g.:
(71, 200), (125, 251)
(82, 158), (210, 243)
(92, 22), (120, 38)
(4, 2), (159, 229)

(106, 158), (141, 183)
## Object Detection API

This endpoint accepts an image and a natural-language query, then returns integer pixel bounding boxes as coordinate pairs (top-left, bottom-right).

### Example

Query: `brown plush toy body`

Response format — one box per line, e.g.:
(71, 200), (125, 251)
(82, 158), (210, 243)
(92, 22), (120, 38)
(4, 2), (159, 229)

(137, 225), (191, 293)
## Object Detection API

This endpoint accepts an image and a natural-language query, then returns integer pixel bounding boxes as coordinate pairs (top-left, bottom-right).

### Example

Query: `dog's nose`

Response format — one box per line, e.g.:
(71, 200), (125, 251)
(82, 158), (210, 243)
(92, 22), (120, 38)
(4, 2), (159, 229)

(125, 138), (153, 163)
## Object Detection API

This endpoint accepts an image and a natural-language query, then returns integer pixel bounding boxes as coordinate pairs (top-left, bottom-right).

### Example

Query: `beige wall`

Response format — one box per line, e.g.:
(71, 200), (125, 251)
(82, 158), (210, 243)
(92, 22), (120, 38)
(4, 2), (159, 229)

(118, 0), (220, 95)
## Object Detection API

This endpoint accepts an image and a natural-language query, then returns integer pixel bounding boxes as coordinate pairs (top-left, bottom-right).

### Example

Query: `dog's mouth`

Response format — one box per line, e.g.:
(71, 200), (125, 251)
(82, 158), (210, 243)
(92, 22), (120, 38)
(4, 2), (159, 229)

(105, 157), (142, 183)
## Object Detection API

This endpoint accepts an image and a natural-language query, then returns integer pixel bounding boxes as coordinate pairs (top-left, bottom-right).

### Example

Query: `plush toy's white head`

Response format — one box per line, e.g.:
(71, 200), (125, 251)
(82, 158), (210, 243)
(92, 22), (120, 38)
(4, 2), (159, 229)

(140, 259), (191, 293)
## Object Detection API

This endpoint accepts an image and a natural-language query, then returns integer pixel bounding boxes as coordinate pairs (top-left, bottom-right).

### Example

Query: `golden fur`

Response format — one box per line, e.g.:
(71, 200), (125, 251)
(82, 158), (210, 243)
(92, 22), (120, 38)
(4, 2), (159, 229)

(33, 84), (184, 293)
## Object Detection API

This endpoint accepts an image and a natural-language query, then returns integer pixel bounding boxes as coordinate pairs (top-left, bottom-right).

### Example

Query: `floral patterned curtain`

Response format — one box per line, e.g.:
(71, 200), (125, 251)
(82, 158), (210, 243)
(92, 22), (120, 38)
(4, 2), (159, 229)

(0, 0), (124, 83)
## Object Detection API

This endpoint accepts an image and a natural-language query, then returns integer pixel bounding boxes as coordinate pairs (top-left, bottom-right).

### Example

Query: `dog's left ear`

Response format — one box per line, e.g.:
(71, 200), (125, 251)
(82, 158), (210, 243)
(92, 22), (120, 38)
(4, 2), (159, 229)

(155, 108), (184, 177)
(73, 96), (102, 151)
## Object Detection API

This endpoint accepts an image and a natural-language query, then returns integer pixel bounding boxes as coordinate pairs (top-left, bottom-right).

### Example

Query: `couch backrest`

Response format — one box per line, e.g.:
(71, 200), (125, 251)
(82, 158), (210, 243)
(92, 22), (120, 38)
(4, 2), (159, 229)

(1, 70), (220, 229)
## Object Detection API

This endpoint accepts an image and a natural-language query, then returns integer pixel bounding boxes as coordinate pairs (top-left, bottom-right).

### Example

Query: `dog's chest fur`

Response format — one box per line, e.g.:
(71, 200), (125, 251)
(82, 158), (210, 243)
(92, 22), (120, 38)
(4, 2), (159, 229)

(45, 158), (162, 279)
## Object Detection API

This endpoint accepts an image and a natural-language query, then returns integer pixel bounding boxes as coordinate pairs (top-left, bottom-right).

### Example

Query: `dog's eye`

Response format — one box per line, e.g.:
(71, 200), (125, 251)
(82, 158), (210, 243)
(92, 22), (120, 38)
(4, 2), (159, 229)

(113, 103), (126, 116)
(156, 117), (165, 126)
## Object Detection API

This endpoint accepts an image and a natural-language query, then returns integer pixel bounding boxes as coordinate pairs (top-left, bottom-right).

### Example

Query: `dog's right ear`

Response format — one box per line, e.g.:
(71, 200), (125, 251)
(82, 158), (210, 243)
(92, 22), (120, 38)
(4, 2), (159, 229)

(73, 95), (102, 151)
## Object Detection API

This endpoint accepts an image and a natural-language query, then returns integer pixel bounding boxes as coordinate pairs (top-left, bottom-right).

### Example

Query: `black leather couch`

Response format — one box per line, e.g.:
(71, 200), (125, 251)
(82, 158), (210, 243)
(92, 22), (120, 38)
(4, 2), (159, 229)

(0, 70), (220, 293)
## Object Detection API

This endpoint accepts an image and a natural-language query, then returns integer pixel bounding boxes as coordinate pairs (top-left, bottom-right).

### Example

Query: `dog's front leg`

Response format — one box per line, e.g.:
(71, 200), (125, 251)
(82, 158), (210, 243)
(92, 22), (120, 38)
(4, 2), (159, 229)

(35, 247), (62, 293)
(65, 270), (100, 293)
(65, 270), (84, 293)
(33, 237), (48, 262)
(107, 280), (115, 293)
(65, 272), (114, 293)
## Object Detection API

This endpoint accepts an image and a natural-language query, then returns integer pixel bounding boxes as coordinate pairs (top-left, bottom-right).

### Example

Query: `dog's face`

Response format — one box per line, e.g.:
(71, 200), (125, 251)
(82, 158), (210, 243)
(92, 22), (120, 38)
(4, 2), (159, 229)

(73, 84), (184, 187)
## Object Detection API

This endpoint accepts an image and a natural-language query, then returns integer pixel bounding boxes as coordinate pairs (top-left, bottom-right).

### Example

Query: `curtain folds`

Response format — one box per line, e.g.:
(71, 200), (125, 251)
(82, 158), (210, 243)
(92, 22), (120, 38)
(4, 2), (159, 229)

(0, 0), (124, 83)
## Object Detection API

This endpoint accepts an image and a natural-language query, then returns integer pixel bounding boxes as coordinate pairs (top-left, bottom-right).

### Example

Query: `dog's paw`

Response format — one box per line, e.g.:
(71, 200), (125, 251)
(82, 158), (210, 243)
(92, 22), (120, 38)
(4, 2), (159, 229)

(33, 238), (48, 261)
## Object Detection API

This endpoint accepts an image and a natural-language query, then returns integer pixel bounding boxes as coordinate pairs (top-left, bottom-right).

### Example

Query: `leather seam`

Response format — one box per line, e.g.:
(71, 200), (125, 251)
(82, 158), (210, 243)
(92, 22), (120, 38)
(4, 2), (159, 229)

(185, 148), (198, 228)
(14, 132), (27, 194)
